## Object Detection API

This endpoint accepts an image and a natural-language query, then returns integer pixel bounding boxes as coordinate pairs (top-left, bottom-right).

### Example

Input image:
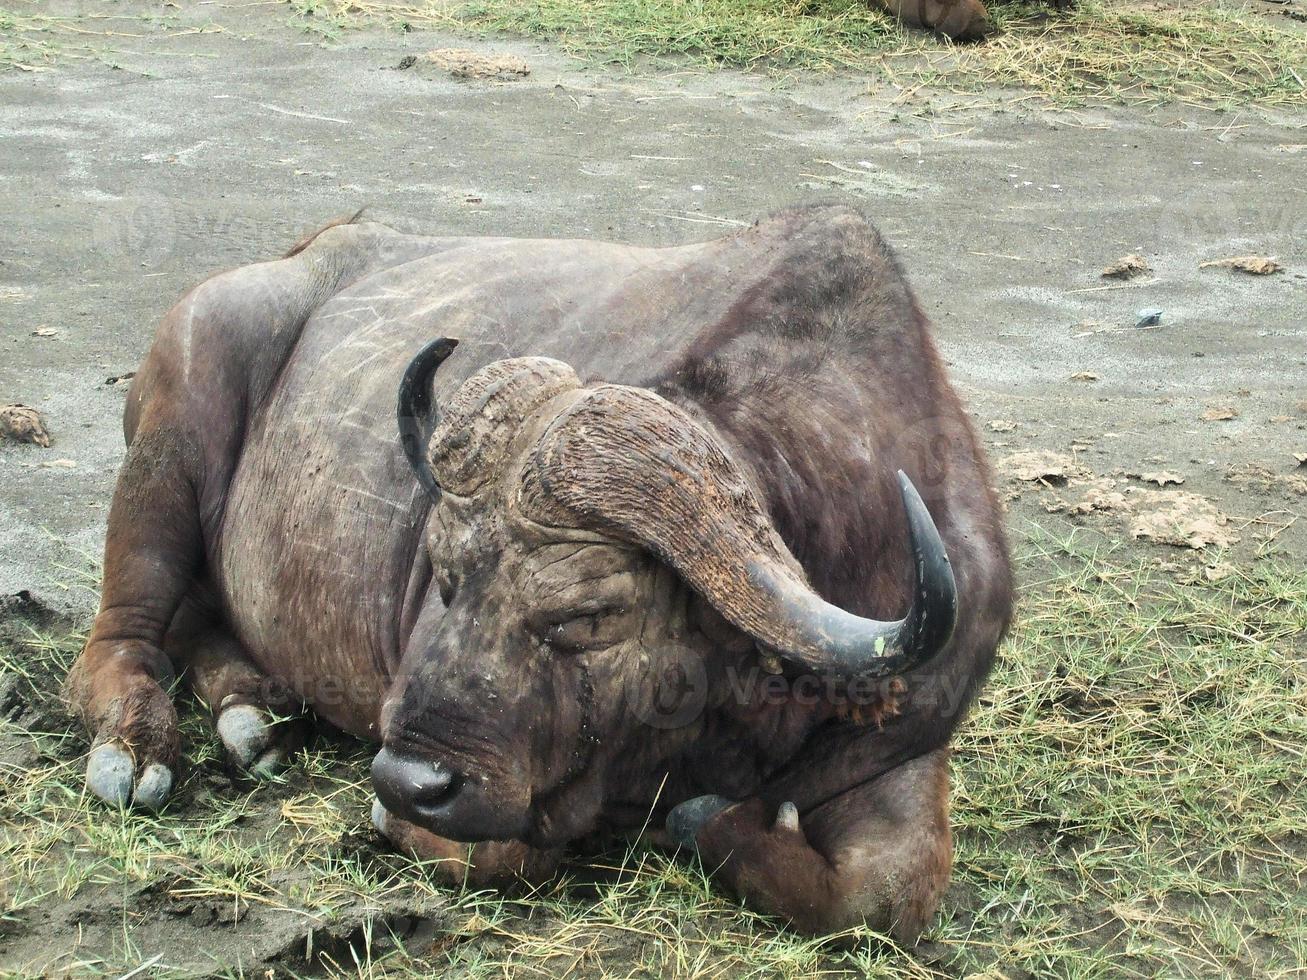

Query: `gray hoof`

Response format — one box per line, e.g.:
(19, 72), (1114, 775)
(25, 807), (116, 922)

(86, 742), (134, 807)
(134, 763), (173, 810)
(86, 743), (173, 810)
(249, 745), (288, 778)
(216, 704), (272, 770)
(666, 794), (735, 849)
(371, 797), (388, 835)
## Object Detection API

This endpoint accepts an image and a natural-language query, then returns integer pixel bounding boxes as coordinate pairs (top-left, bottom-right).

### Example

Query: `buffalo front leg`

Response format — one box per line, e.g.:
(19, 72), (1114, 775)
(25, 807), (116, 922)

(371, 804), (562, 888)
(166, 596), (311, 776)
(64, 418), (207, 809)
(667, 748), (953, 942)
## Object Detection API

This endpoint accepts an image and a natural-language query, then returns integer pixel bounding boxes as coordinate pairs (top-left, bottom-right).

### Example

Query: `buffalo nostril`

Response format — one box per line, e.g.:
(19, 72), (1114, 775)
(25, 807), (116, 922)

(371, 747), (461, 818)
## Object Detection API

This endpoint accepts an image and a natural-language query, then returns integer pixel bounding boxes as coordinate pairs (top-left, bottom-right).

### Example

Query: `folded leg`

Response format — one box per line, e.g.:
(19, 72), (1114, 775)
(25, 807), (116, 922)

(669, 748), (952, 941)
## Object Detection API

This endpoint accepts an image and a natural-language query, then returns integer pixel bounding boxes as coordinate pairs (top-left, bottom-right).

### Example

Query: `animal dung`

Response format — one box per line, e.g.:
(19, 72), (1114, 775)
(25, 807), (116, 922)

(1000, 451), (1077, 485)
(403, 49), (531, 80)
(1201, 405), (1238, 422)
(1199, 255), (1283, 275)
(1101, 254), (1150, 279)
(1128, 470), (1185, 486)
(0, 404), (51, 447)
(1128, 491), (1238, 550)
(1043, 477), (1239, 550)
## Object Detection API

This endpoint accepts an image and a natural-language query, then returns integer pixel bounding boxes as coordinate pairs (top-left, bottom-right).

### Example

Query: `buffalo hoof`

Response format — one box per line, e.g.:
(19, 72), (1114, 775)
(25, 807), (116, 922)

(85, 741), (173, 810)
(666, 794), (735, 849)
(215, 702), (305, 775)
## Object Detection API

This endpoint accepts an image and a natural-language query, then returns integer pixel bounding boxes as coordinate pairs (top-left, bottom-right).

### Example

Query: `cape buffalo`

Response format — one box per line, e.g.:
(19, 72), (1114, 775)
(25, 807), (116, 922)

(66, 204), (1013, 941)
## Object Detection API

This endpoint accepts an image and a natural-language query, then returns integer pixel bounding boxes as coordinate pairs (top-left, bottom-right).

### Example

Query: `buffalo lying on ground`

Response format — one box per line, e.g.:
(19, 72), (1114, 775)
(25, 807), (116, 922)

(66, 204), (1013, 940)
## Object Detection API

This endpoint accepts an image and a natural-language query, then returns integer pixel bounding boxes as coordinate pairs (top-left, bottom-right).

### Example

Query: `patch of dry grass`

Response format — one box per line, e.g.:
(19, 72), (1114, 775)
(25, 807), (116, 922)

(1, 532), (1304, 976)
(2, 0), (1303, 105)
(908, 0), (1307, 106)
(284, 0), (1307, 105)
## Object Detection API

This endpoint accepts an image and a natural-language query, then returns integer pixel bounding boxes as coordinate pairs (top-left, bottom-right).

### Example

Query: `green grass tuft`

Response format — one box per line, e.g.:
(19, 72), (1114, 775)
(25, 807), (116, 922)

(2, 533), (1304, 976)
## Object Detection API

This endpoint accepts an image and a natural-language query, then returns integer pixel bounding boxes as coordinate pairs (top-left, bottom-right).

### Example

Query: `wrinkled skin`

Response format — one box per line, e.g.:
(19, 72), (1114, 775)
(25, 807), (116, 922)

(67, 205), (1013, 941)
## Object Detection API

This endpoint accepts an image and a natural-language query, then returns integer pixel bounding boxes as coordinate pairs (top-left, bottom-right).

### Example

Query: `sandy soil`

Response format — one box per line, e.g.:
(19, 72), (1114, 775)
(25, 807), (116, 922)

(1, 1), (1305, 974)
(3, 4), (1304, 609)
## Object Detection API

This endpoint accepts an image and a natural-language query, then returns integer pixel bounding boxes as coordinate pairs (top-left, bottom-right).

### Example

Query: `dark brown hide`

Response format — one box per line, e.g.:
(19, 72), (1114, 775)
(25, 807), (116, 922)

(68, 205), (1013, 941)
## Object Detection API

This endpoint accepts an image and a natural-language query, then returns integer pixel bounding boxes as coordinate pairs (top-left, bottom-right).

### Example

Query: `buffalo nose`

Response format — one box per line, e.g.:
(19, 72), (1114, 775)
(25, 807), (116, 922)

(371, 747), (459, 823)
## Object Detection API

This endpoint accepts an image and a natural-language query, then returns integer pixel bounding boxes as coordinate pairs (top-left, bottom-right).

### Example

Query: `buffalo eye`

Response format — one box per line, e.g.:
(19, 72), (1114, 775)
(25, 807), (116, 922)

(532, 602), (631, 652)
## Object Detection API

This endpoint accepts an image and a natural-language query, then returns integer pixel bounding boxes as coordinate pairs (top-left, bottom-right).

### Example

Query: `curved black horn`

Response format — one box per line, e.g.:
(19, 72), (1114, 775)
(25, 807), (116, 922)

(519, 381), (959, 679)
(397, 337), (459, 503)
(895, 470), (959, 664)
(743, 471), (957, 677)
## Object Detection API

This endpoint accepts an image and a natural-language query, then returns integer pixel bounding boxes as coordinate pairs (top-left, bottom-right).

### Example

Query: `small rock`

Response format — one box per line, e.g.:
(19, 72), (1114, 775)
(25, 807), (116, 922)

(987, 419), (1018, 432)
(1069, 371), (1099, 382)
(32, 326), (58, 338)
(1135, 308), (1163, 328)
(1204, 562), (1236, 582)
(1201, 405), (1238, 422)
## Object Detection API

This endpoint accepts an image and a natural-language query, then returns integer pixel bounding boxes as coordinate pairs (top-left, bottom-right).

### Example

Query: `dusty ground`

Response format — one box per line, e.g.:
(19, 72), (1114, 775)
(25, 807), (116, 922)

(2, 2), (1304, 606)
(1, 0), (1305, 976)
